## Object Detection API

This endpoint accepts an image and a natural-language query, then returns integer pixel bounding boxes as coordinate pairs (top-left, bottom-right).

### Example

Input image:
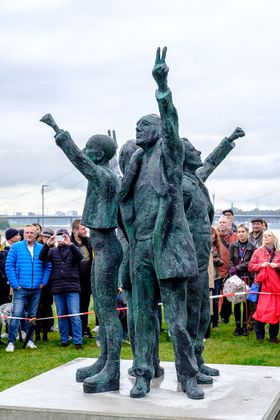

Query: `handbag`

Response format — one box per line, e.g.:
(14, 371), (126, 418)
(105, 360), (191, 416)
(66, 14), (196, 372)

(247, 282), (260, 303)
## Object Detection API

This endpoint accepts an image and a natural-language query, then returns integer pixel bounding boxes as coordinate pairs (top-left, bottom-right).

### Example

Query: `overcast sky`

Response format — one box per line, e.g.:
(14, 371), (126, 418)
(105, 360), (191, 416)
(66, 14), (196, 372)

(0, 0), (279, 215)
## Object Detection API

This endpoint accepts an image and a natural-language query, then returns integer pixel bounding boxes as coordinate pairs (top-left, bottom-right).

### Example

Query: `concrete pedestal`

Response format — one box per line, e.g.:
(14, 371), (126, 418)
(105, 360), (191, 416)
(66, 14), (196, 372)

(0, 359), (279, 419)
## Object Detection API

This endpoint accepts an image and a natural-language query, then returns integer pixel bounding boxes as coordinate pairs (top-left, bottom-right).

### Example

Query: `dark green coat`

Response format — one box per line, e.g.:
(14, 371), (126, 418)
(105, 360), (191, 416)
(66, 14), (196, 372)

(120, 89), (198, 280)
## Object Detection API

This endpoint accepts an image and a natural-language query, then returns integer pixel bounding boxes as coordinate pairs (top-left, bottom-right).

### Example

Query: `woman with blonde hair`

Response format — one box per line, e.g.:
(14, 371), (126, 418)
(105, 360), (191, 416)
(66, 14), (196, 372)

(248, 230), (280, 343)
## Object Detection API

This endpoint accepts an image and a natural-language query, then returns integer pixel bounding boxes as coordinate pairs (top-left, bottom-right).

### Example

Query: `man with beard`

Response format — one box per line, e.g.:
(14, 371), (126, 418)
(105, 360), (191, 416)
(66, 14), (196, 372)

(249, 218), (264, 248)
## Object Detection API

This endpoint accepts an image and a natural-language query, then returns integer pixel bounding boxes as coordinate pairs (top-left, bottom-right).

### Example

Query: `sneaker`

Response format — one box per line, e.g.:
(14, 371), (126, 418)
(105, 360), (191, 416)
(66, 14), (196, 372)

(26, 340), (37, 349)
(96, 339), (100, 347)
(51, 325), (58, 332)
(21, 331), (27, 340)
(6, 342), (15, 352)
(83, 330), (93, 338)
(1, 332), (8, 339)
(92, 326), (99, 333)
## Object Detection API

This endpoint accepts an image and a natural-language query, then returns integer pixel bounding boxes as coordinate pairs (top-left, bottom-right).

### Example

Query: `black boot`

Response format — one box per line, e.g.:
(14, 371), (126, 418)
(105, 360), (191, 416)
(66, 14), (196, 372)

(233, 327), (243, 336)
(83, 361), (120, 393)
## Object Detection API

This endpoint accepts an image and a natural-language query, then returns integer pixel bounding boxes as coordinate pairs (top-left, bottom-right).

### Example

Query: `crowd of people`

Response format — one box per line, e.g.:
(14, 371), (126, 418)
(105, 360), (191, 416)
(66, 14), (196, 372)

(0, 209), (279, 354)
(209, 210), (280, 343)
(0, 221), (128, 352)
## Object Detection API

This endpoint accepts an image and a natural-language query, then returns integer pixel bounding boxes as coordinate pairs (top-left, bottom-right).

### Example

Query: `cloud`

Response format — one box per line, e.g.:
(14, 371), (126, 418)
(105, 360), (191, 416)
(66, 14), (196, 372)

(0, 0), (279, 213)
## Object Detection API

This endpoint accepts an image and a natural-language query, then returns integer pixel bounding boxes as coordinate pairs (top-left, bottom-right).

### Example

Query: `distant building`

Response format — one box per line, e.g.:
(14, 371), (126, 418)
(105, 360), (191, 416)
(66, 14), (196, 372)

(67, 210), (78, 216)
(55, 211), (66, 216)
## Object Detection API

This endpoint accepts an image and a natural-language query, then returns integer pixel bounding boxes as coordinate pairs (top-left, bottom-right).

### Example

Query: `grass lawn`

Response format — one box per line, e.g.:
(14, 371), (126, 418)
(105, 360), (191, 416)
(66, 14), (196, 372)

(0, 315), (279, 392)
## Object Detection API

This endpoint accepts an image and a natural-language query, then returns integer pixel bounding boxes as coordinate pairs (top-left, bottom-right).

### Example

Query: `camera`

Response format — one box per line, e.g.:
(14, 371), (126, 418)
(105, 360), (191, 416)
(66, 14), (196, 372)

(55, 235), (64, 242)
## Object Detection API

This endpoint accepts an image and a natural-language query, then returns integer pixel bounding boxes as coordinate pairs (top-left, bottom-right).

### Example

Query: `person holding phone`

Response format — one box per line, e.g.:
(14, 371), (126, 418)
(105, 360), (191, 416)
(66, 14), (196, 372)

(39, 228), (84, 348)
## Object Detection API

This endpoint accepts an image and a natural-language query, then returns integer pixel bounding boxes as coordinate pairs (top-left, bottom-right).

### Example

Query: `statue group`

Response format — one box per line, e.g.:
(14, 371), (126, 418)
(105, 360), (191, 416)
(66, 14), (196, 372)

(41, 47), (245, 400)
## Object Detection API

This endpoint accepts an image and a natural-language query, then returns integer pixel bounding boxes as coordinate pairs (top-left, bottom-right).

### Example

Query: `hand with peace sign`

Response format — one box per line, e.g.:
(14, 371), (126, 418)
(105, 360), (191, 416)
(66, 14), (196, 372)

(152, 46), (169, 92)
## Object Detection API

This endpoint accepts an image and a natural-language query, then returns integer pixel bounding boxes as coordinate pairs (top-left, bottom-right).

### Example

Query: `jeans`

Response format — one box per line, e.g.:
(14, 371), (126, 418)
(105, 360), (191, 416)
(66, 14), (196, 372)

(8, 287), (42, 344)
(53, 293), (82, 345)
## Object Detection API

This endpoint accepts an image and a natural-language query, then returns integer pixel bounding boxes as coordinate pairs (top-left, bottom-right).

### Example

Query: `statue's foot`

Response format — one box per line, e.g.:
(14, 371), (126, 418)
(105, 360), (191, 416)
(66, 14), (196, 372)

(128, 366), (136, 377)
(76, 357), (106, 382)
(199, 364), (220, 377)
(128, 365), (164, 379)
(83, 365), (120, 393)
(154, 365), (165, 378)
(130, 377), (150, 398)
(196, 371), (213, 385)
(181, 377), (204, 400)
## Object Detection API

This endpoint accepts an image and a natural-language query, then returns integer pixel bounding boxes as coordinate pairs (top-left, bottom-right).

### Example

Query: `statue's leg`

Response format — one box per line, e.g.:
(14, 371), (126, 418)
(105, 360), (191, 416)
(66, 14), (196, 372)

(124, 289), (136, 376)
(76, 248), (107, 383)
(130, 239), (158, 398)
(160, 278), (204, 400)
(195, 269), (219, 377)
(186, 274), (202, 346)
(83, 230), (123, 393)
(119, 246), (136, 376)
(152, 306), (164, 378)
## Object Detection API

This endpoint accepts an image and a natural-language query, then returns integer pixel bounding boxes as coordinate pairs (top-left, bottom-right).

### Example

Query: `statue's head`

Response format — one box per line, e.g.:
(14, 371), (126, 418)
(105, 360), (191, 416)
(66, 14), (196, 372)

(182, 137), (203, 172)
(118, 139), (139, 175)
(83, 134), (116, 164)
(136, 114), (162, 149)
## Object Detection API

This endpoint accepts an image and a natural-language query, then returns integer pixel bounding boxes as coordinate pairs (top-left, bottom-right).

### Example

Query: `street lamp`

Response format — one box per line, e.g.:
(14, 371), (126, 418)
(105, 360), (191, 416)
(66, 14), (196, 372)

(41, 184), (49, 229)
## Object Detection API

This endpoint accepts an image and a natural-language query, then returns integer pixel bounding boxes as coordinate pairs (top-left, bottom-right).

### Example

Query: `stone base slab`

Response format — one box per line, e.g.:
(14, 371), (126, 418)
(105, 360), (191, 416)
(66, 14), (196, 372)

(0, 358), (279, 419)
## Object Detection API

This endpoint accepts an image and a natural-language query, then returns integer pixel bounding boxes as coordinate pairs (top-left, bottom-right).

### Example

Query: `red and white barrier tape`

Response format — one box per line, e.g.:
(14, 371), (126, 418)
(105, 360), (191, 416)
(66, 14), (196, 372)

(1, 291), (279, 322)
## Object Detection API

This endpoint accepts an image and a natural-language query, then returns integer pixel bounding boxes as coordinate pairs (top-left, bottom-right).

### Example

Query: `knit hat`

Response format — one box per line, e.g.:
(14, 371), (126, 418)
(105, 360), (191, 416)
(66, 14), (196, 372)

(5, 228), (19, 241)
(42, 228), (55, 238)
(56, 228), (69, 236)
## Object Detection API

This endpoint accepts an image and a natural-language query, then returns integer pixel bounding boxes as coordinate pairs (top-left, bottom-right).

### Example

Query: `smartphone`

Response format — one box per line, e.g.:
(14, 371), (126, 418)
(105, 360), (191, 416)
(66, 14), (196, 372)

(55, 235), (64, 242)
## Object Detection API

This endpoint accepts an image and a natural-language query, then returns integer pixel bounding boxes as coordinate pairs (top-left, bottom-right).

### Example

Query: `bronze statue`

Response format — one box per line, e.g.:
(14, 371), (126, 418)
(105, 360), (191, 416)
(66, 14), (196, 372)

(119, 47), (203, 400)
(40, 115), (123, 393)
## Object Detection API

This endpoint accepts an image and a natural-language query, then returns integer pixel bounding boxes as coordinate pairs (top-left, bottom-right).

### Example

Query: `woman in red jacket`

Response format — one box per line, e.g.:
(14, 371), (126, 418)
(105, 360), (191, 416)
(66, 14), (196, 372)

(248, 230), (280, 343)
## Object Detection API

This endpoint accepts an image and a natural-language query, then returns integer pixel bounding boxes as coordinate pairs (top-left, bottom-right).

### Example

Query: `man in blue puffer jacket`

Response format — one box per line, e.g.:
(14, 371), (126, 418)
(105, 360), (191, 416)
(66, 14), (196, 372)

(5, 225), (52, 352)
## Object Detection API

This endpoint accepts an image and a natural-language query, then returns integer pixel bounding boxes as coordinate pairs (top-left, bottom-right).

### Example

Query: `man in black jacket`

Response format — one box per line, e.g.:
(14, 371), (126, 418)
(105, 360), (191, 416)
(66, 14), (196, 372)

(228, 224), (256, 335)
(39, 228), (84, 349)
(71, 219), (93, 338)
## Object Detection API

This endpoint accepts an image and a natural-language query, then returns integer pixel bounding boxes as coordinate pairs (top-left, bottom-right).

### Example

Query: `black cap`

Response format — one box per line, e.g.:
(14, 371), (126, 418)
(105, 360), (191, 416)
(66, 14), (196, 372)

(251, 218), (264, 223)
(223, 209), (234, 216)
(5, 228), (19, 241)
(56, 228), (69, 236)
(42, 228), (55, 238)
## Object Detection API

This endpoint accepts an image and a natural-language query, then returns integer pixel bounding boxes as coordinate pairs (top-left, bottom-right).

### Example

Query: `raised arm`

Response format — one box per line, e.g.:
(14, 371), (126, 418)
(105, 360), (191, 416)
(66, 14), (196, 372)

(108, 129), (122, 180)
(152, 47), (182, 168)
(40, 113), (101, 182)
(196, 127), (245, 183)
